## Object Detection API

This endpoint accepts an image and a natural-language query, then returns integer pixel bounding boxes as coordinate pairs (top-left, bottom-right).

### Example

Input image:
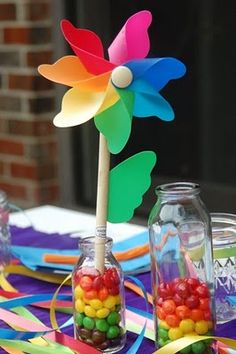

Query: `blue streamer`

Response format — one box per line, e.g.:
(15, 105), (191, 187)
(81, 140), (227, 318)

(0, 293), (71, 309)
(126, 305), (153, 320)
(0, 315), (73, 340)
(125, 275), (149, 354)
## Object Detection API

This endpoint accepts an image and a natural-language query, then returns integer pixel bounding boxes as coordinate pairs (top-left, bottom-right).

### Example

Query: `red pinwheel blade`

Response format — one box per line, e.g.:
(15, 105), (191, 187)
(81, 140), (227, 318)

(61, 19), (115, 75)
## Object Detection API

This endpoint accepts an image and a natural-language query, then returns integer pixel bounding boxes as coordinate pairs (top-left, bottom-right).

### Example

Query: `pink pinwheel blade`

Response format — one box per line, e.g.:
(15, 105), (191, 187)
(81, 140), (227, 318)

(108, 10), (152, 65)
(61, 19), (115, 75)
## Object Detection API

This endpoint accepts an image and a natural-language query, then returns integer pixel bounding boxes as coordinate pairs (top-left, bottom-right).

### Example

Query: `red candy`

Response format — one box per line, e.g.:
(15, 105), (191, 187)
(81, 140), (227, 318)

(172, 293), (185, 306)
(156, 277), (213, 333)
(199, 297), (210, 311)
(158, 282), (173, 299)
(185, 294), (200, 309)
(108, 285), (120, 296)
(175, 281), (190, 299)
(195, 284), (210, 298)
(92, 276), (103, 290)
(186, 278), (200, 292)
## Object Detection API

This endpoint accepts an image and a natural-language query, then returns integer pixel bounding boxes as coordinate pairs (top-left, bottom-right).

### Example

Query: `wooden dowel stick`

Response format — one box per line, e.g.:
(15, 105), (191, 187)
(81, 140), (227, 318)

(95, 133), (110, 273)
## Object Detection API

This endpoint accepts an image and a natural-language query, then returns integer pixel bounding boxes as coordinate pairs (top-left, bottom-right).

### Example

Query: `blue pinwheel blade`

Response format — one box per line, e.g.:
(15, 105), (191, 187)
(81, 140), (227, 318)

(125, 57), (186, 92)
(133, 91), (175, 121)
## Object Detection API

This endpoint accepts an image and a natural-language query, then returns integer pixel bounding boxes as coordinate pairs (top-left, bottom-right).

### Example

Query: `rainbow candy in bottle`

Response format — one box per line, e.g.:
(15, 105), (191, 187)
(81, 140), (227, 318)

(72, 237), (126, 353)
(149, 182), (217, 354)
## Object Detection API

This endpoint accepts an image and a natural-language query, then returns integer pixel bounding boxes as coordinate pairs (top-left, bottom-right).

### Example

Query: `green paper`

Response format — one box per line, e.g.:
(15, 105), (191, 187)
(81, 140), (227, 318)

(108, 151), (156, 223)
(94, 88), (134, 154)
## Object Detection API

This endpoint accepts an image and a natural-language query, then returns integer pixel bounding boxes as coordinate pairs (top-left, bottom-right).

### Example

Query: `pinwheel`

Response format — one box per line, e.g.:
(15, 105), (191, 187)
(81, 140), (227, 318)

(39, 10), (186, 271)
(38, 10), (186, 155)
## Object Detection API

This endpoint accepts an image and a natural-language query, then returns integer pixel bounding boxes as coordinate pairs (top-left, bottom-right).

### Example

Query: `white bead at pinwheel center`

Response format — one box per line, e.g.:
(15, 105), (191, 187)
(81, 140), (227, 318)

(111, 66), (133, 88)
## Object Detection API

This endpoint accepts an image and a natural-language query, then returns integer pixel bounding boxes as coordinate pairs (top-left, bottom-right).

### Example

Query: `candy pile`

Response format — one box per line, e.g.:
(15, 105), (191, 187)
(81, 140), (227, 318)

(156, 277), (214, 354)
(73, 266), (125, 351)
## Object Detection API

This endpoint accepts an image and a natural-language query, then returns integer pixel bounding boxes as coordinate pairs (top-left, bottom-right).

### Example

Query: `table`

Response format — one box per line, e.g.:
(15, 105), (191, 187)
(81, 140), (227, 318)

(4, 206), (236, 354)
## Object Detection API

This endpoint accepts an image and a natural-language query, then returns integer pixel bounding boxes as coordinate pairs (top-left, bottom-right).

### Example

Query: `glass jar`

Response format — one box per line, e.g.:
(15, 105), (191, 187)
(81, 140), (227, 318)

(211, 213), (236, 323)
(72, 236), (126, 353)
(148, 182), (217, 354)
(0, 190), (11, 272)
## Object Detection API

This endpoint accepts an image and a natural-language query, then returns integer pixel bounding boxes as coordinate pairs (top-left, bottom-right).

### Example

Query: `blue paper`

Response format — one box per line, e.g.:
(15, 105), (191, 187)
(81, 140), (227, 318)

(11, 231), (150, 274)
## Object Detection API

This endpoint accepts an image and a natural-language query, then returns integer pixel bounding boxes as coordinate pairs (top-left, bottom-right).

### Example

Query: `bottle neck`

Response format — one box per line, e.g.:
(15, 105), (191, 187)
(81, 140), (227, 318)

(79, 236), (113, 257)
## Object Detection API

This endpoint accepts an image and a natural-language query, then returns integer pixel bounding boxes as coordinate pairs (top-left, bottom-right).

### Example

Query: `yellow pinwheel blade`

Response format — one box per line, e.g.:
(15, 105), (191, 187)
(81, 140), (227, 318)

(53, 87), (106, 128)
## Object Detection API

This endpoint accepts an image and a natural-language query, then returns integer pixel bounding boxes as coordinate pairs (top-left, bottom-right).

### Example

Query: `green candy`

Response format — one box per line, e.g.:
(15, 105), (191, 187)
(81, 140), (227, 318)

(180, 345), (192, 354)
(107, 311), (120, 325)
(83, 316), (95, 330)
(75, 312), (84, 326)
(158, 338), (172, 348)
(95, 319), (109, 332)
(158, 338), (165, 347)
(158, 328), (169, 341)
(106, 325), (120, 339)
(191, 341), (206, 354)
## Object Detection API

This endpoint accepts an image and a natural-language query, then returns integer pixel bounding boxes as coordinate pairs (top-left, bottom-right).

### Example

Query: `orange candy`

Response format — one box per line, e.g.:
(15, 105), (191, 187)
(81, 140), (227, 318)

(175, 305), (191, 319)
(165, 314), (180, 327)
(191, 309), (204, 322)
(157, 306), (166, 320)
(84, 289), (98, 300)
(162, 300), (176, 314)
(98, 286), (109, 301)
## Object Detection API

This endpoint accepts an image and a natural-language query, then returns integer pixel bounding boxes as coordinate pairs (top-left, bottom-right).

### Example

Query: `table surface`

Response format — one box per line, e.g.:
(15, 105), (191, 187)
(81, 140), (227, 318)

(4, 206), (236, 354)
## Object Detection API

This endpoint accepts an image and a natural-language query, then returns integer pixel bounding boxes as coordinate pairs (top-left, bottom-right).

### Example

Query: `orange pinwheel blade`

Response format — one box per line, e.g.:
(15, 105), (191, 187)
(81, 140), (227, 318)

(38, 55), (93, 87)
(74, 71), (112, 92)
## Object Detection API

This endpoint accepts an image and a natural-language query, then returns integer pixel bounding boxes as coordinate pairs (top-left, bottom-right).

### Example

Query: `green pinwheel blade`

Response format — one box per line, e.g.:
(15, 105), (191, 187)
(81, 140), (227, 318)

(108, 151), (157, 223)
(94, 88), (134, 154)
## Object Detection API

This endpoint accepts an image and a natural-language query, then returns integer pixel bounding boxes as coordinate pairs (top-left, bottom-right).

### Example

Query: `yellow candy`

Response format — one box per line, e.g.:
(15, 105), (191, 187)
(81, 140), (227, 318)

(103, 295), (116, 309)
(96, 307), (110, 319)
(168, 327), (183, 340)
(115, 295), (121, 305)
(84, 305), (96, 318)
(195, 320), (208, 335)
(75, 298), (85, 313)
(90, 299), (103, 310)
(74, 285), (84, 299)
(179, 319), (195, 334)
(184, 332), (197, 336)
(159, 320), (170, 330)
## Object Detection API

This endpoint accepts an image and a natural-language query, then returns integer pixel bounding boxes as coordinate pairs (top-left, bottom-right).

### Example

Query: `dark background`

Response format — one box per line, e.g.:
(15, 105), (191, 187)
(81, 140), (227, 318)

(63, 0), (236, 219)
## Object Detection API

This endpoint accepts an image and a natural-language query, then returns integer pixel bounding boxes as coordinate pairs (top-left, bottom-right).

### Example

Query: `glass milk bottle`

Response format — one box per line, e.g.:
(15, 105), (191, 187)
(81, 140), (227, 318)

(72, 237), (126, 353)
(0, 190), (11, 272)
(149, 182), (217, 354)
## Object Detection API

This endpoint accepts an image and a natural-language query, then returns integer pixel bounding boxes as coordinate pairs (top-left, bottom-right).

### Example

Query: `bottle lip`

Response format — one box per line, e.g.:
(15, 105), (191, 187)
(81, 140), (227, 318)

(155, 182), (200, 196)
(79, 236), (113, 248)
(211, 212), (236, 247)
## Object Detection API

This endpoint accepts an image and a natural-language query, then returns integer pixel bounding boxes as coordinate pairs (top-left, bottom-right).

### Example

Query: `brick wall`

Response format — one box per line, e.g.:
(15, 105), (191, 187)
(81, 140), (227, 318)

(0, 0), (60, 208)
